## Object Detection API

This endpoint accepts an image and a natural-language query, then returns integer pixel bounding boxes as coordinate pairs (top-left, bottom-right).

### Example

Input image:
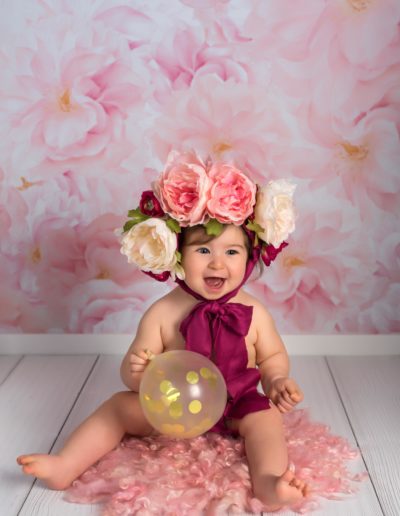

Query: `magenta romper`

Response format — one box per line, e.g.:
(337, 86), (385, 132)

(177, 247), (271, 435)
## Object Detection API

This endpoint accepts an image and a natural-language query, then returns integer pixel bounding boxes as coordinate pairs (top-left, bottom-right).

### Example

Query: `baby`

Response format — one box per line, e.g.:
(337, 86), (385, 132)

(18, 151), (308, 511)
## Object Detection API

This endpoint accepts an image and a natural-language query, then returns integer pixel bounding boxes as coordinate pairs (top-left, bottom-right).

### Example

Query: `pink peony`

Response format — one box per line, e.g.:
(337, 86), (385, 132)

(295, 106), (400, 217)
(0, 18), (147, 169)
(66, 281), (169, 334)
(357, 283), (400, 333)
(153, 150), (211, 226)
(151, 75), (290, 183)
(247, 190), (376, 333)
(0, 253), (52, 333)
(24, 212), (170, 332)
(207, 162), (256, 225)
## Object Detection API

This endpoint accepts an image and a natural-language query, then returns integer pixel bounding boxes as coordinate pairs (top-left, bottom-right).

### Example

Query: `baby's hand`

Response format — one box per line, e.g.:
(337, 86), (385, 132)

(129, 349), (154, 374)
(269, 377), (304, 413)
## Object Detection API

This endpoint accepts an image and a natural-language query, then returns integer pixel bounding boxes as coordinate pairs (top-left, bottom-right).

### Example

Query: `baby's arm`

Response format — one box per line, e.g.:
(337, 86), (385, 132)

(253, 303), (303, 413)
(120, 302), (164, 392)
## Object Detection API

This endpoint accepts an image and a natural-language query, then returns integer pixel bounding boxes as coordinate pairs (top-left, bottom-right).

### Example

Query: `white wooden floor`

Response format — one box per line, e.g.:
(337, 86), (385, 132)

(1, 354), (399, 516)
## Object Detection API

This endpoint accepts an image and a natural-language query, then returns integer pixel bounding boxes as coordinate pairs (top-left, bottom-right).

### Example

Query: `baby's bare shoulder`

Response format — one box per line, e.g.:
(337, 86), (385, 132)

(143, 288), (189, 323)
(238, 290), (274, 324)
(143, 288), (189, 348)
(237, 289), (263, 310)
(142, 289), (176, 317)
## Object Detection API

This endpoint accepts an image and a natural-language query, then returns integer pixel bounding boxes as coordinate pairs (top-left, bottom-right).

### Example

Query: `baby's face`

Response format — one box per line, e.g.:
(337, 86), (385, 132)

(181, 225), (248, 300)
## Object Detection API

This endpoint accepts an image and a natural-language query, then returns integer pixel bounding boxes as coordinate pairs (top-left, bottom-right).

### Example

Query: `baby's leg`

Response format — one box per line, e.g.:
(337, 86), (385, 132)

(17, 391), (153, 490)
(237, 404), (308, 511)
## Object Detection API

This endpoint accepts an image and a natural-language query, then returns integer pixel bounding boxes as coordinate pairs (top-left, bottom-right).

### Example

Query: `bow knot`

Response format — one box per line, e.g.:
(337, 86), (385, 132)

(180, 300), (253, 369)
(202, 302), (250, 337)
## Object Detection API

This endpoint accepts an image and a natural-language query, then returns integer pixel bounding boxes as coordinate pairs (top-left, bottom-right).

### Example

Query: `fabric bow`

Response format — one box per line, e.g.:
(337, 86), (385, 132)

(180, 300), (253, 380)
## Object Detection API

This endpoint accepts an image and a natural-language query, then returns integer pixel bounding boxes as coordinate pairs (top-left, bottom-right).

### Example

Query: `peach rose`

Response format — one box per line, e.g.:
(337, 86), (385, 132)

(206, 162), (256, 225)
(153, 150), (211, 226)
(254, 179), (296, 247)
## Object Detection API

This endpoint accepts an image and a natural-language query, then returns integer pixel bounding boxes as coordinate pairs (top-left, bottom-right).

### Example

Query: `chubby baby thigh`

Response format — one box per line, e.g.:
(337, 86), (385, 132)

(109, 391), (155, 436)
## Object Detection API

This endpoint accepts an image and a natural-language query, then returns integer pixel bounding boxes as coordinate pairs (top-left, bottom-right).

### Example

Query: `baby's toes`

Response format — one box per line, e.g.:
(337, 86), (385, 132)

(289, 475), (308, 495)
(17, 455), (34, 465)
(22, 463), (37, 475)
(296, 479), (309, 496)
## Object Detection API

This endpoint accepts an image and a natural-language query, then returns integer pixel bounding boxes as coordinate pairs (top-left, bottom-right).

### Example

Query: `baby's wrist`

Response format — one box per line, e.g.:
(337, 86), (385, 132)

(269, 375), (286, 386)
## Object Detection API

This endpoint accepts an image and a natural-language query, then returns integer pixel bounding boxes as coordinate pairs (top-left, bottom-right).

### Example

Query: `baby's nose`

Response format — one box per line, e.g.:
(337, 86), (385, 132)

(208, 255), (225, 269)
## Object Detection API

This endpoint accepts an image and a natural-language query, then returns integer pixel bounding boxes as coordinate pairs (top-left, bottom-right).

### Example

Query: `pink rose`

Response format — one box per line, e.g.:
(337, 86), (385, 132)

(153, 150), (211, 226)
(207, 162), (256, 225)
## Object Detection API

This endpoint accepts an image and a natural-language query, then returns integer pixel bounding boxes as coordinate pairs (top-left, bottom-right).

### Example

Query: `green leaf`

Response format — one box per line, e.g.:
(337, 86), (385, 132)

(127, 208), (149, 223)
(127, 207), (140, 217)
(205, 219), (224, 236)
(246, 220), (264, 235)
(166, 218), (181, 233)
(245, 220), (264, 246)
(123, 219), (136, 233)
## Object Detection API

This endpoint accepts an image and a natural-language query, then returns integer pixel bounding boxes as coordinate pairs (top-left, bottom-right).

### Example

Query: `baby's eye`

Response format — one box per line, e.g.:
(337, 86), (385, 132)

(196, 247), (210, 254)
(226, 249), (239, 255)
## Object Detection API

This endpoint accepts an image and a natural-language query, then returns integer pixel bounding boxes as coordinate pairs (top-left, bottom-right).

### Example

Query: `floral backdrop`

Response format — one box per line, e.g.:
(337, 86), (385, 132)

(0, 0), (399, 335)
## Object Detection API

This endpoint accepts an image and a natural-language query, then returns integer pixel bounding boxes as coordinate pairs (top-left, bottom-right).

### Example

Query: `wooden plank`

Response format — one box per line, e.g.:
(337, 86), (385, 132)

(19, 355), (124, 515)
(266, 356), (383, 516)
(328, 355), (400, 516)
(0, 355), (97, 516)
(18, 489), (100, 516)
(0, 355), (22, 384)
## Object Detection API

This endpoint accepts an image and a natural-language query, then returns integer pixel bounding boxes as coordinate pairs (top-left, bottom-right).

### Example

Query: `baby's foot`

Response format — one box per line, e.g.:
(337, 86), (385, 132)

(17, 454), (75, 490)
(260, 468), (309, 511)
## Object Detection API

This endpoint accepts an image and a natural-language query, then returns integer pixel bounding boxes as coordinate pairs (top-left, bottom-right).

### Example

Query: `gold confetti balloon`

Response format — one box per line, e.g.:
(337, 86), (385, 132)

(139, 350), (227, 438)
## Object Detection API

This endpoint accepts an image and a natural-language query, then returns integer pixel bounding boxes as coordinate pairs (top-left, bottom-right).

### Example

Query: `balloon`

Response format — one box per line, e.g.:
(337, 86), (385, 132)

(139, 350), (227, 438)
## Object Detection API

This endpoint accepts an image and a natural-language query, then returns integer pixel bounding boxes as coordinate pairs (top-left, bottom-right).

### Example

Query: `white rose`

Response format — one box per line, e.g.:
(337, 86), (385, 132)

(254, 179), (296, 247)
(120, 218), (183, 278)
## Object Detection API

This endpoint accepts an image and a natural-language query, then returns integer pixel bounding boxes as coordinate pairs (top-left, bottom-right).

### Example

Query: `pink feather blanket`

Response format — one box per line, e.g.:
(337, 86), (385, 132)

(65, 409), (367, 514)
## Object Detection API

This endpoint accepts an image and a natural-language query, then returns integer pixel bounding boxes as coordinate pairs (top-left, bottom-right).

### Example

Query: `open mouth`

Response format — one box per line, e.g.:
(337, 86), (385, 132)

(204, 277), (225, 289)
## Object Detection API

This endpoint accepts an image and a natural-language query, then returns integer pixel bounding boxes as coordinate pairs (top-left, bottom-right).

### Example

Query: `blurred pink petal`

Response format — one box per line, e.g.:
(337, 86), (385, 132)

(153, 26), (250, 93)
(94, 5), (152, 41)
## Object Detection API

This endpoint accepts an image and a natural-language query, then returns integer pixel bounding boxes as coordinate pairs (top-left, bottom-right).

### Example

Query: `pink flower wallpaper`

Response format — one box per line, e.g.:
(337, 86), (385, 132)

(0, 0), (399, 334)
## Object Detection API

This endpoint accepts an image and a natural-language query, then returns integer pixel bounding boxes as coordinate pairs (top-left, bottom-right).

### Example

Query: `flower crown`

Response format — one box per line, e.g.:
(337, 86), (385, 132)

(119, 150), (296, 282)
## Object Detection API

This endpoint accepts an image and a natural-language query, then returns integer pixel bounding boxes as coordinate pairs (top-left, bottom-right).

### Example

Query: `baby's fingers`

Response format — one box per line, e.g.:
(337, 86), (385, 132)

(129, 350), (152, 373)
(280, 389), (294, 404)
(276, 396), (294, 413)
(281, 389), (301, 407)
(285, 381), (304, 403)
(130, 363), (146, 373)
(130, 349), (154, 362)
(290, 391), (303, 403)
